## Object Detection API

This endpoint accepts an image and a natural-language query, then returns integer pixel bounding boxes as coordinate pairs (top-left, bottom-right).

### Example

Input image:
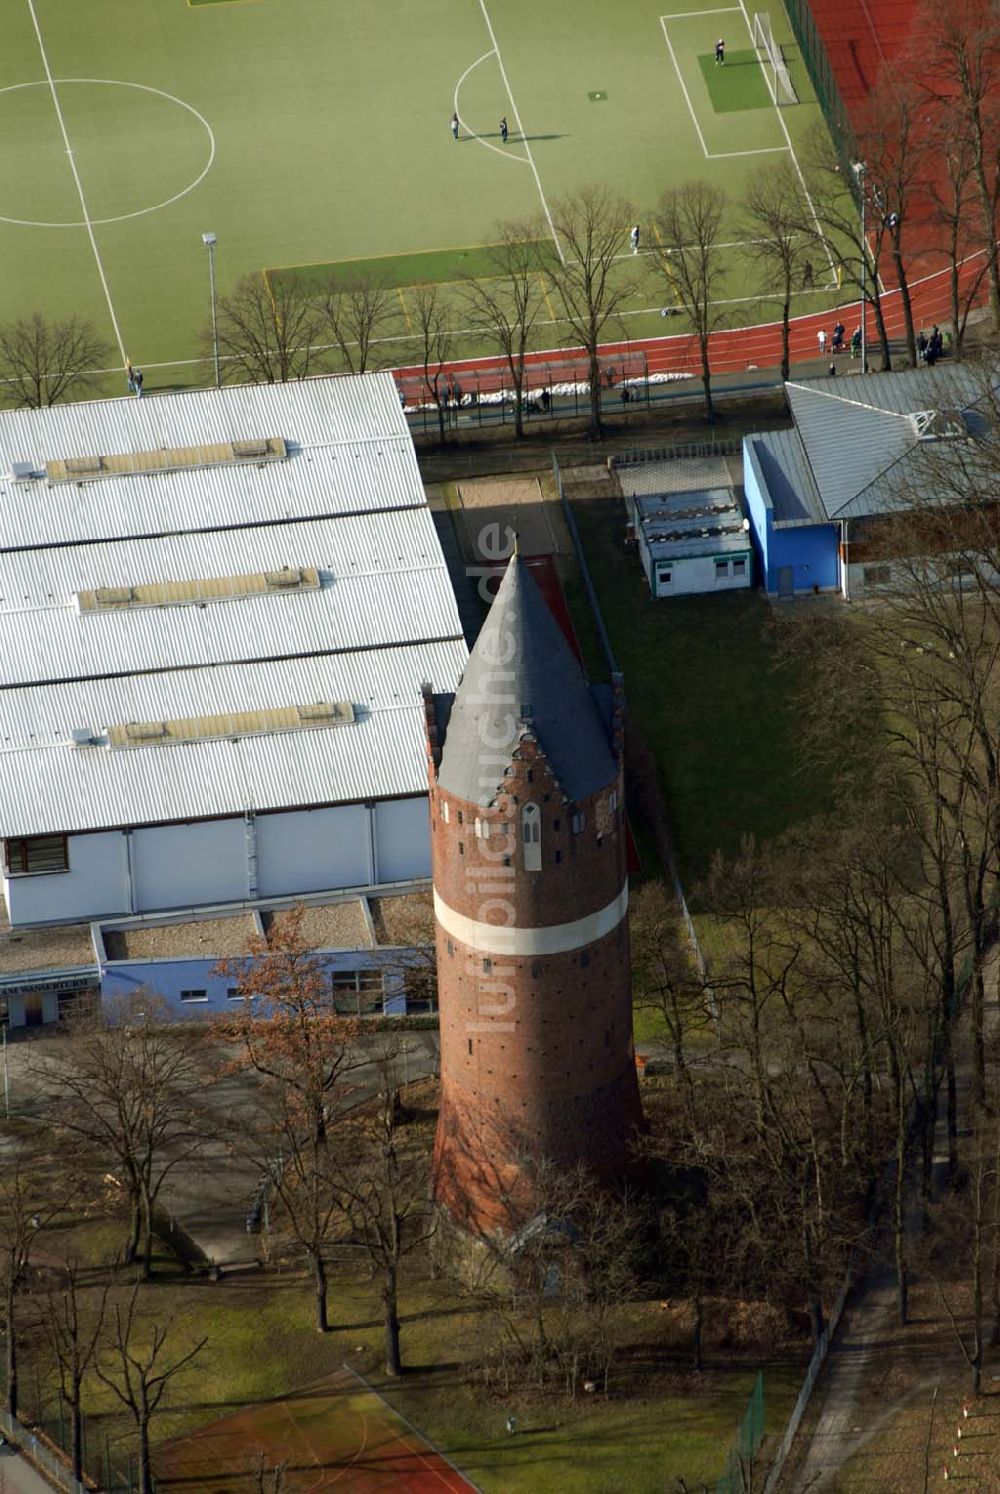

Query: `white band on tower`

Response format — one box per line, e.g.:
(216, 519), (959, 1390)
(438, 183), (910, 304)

(433, 884), (628, 957)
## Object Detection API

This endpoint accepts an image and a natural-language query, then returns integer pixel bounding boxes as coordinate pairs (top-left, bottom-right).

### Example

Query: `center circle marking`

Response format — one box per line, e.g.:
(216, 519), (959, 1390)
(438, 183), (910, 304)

(0, 79), (215, 228)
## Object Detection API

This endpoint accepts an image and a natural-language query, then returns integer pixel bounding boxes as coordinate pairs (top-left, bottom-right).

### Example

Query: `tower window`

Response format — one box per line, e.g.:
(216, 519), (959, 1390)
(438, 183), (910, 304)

(580, 951), (590, 968)
(555, 850), (562, 864)
(447, 940), (454, 957)
(609, 789), (618, 813)
(474, 817), (483, 838)
(468, 1039), (473, 1055)
(457, 810), (464, 825)
(527, 768), (534, 783)
(458, 842), (464, 856)
(483, 957), (492, 974)
(441, 801), (450, 824)
(571, 811), (585, 835)
(522, 803), (542, 872)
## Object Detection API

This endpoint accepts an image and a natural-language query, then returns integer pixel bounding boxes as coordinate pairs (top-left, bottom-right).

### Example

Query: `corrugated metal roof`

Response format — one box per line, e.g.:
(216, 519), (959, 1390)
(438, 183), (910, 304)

(0, 641), (466, 837)
(0, 374), (469, 839)
(748, 431), (826, 525)
(785, 366), (991, 521)
(0, 511), (461, 685)
(0, 374), (421, 550)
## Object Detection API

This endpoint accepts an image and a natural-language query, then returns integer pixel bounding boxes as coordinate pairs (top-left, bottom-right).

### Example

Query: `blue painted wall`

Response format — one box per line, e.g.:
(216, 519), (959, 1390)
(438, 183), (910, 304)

(743, 441), (840, 594)
(101, 947), (426, 1018)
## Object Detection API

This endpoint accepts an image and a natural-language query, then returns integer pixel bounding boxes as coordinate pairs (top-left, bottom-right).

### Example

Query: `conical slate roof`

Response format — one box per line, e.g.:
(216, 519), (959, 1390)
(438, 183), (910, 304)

(437, 556), (617, 808)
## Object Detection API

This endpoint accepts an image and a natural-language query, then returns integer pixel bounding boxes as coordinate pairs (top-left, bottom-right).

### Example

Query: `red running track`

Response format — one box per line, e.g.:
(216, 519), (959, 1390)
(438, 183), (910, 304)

(393, 251), (986, 396)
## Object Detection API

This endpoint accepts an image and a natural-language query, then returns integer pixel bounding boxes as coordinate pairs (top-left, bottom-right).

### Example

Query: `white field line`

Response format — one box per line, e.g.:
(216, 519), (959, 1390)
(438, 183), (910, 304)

(666, 5), (741, 13)
(476, 0), (563, 263)
(659, 16), (711, 158)
(25, 0), (126, 363)
(456, 51), (531, 164)
(735, 0), (836, 278)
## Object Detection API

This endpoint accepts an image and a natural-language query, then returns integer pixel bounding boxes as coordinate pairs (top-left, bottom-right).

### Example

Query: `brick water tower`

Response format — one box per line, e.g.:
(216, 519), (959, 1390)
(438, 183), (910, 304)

(422, 552), (644, 1237)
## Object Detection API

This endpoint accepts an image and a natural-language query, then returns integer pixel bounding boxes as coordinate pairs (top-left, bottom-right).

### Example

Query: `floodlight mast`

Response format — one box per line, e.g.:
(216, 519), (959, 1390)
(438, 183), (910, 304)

(202, 232), (220, 389)
(851, 162), (867, 374)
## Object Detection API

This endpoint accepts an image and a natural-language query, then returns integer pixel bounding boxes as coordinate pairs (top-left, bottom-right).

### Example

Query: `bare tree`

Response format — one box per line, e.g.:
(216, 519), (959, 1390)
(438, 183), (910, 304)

(210, 272), (327, 384)
(740, 162), (814, 381)
(924, 113), (988, 357)
(315, 274), (398, 373)
(630, 881), (713, 1110)
(407, 283), (452, 443)
(461, 223), (547, 439)
(335, 1047), (435, 1375)
(36, 999), (210, 1278)
(541, 186), (636, 439)
(216, 908), (360, 1330)
(651, 183), (727, 422)
(45, 1264), (107, 1480)
(95, 1285), (207, 1494)
(0, 1152), (62, 1418)
(915, 0), (1000, 330)
(0, 314), (111, 408)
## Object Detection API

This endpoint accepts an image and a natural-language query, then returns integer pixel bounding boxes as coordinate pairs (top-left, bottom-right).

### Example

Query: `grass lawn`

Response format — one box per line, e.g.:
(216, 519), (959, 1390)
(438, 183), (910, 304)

(22, 1208), (805, 1494)
(566, 488), (836, 892)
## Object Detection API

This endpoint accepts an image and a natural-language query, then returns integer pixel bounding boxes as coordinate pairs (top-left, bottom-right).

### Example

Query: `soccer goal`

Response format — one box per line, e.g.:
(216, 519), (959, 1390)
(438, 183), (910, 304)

(752, 11), (798, 106)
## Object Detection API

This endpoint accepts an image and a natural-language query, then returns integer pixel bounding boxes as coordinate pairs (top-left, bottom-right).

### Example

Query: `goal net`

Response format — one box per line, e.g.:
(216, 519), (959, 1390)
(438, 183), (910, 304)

(752, 12), (798, 106)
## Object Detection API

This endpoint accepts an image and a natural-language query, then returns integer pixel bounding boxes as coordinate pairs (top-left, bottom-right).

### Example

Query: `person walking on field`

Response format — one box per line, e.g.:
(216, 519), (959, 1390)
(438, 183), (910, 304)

(630, 224), (640, 254)
(499, 116), (508, 144)
(715, 37), (725, 65)
(451, 112), (460, 140)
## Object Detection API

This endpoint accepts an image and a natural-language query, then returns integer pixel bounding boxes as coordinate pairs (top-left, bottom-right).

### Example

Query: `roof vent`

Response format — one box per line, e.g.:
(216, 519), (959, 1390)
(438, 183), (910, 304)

(93, 586), (136, 608)
(9, 462), (39, 481)
(64, 455), (105, 477)
(264, 567), (306, 590)
(911, 408), (967, 442)
(124, 720), (168, 742)
(69, 728), (97, 748)
(296, 701), (356, 725)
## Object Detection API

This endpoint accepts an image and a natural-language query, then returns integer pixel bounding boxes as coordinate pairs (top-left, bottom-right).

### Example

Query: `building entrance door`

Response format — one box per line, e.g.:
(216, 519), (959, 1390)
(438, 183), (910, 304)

(776, 566), (794, 599)
(23, 992), (44, 1027)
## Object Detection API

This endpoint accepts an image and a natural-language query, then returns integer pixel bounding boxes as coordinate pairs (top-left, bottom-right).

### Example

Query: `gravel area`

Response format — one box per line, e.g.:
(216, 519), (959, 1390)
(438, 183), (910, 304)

(0, 921), (96, 973)
(104, 916), (255, 961)
(369, 892), (434, 946)
(260, 900), (371, 949)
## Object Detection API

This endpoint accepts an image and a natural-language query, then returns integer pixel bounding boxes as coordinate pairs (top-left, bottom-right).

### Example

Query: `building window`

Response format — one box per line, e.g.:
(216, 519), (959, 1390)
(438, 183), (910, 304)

(441, 801), (450, 824)
(732, 557), (747, 577)
(657, 567), (673, 587)
(608, 790), (618, 813)
(5, 835), (69, 876)
(555, 850), (562, 863)
(554, 818), (561, 831)
(447, 939), (454, 958)
(522, 803), (542, 871)
(468, 1038), (473, 1055)
(863, 564), (892, 587)
(180, 989), (208, 1004)
(571, 811), (585, 835)
(714, 559), (730, 579)
(331, 969), (384, 1015)
(483, 957), (492, 975)
(226, 987), (246, 1001)
(458, 842), (464, 856)
(580, 951), (590, 968)
(474, 818), (483, 838)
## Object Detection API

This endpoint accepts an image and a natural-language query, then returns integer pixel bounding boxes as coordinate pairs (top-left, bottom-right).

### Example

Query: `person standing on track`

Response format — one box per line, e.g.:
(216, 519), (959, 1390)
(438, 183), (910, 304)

(451, 111), (460, 140)
(715, 37), (725, 65)
(817, 328), (828, 356)
(630, 223), (640, 254)
(500, 116), (508, 143)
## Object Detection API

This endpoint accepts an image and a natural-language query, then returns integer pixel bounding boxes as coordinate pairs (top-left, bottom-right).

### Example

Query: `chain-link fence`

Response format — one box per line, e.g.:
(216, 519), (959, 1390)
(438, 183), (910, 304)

(782, 0), (849, 158)
(398, 350), (652, 434)
(716, 1371), (765, 1494)
(2, 1372), (149, 1494)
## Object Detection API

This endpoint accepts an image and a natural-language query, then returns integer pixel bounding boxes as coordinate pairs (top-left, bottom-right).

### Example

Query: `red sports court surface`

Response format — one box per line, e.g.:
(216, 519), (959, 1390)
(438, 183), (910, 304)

(154, 1366), (477, 1494)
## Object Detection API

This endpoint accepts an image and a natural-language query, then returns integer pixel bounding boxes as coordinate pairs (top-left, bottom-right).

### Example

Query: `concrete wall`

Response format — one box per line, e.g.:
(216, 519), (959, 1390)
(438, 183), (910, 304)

(132, 820), (248, 910)
(256, 804), (372, 897)
(4, 830), (129, 925)
(100, 948), (414, 1019)
(6, 797), (432, 927)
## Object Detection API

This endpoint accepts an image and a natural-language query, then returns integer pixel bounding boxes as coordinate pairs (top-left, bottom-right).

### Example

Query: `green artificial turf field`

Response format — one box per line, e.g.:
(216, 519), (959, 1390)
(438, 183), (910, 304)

(0, 0), (828, 391)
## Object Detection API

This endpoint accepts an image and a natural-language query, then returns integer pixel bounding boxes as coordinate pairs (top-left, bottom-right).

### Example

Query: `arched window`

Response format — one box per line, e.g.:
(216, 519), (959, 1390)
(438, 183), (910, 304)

(522, 802), (542, 871)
